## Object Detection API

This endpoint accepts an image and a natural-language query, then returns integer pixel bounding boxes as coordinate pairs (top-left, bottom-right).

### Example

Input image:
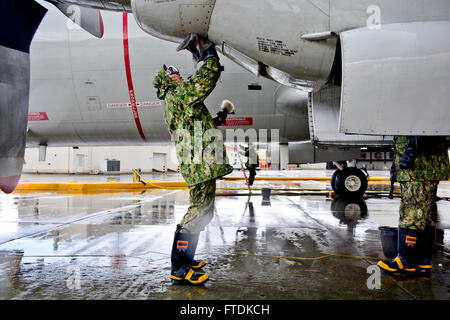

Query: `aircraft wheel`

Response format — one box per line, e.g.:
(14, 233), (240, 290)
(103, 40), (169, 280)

(334, 167), (367, 199)
(331, 170), (339, 193)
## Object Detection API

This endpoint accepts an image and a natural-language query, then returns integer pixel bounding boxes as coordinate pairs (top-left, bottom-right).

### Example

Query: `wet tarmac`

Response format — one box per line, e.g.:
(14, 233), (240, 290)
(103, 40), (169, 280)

(0, 174), (449, 300)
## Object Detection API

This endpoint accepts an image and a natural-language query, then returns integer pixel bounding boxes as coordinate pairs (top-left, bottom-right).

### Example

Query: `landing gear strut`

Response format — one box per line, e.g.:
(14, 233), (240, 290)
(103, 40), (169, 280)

(331, 163), (368, 199)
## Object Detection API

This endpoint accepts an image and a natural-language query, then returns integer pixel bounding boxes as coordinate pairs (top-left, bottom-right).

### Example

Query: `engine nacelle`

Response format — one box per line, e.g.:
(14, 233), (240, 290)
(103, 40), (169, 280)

(131, 0), (215, 43)
(131, 0), (337, 92)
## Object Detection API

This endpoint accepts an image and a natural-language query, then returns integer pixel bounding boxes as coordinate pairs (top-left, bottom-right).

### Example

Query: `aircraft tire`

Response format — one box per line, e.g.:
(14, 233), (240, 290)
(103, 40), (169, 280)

(331, 170), (339, 193)
(334, 167), (367, 199)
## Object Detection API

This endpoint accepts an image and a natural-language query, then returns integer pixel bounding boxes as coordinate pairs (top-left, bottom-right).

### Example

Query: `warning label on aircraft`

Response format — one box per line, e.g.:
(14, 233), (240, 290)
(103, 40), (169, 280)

(107, 101), (162, 109)
(28, 112), (49, 121)
(221, 117), (253, 126)
(257, 37), (298, 57)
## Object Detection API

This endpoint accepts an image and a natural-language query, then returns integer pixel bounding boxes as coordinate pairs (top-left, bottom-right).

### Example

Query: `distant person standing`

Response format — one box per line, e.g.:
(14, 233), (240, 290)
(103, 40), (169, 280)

(244, 146), (259, 186)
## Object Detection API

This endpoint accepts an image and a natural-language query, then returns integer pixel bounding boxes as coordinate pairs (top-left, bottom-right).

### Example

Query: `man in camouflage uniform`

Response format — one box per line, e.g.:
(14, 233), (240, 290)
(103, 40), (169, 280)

(378, 136), (449, 274)
(153, 34), (233, 285)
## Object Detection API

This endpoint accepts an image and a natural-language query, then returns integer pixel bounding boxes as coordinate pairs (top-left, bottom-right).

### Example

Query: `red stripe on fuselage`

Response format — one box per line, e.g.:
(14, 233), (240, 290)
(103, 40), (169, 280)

(99, 11), (104, 38)
(123, 12), (147, 142)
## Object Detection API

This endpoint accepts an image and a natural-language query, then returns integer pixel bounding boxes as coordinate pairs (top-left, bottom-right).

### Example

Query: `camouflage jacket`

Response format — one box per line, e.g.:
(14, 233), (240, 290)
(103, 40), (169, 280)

(394, 136), (450, 182)
(153, 57), (233, 186)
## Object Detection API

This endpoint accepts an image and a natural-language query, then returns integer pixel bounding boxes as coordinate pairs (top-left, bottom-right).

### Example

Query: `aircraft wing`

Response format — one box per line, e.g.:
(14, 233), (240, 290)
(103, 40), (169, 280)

(46, 1), (104, 38)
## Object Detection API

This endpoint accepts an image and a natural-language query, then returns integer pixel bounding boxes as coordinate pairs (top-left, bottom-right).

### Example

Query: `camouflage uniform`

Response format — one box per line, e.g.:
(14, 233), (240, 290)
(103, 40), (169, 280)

(394, 136), (450, 230)
(180, 179), (216, 233)
(153, 57), (233, 234)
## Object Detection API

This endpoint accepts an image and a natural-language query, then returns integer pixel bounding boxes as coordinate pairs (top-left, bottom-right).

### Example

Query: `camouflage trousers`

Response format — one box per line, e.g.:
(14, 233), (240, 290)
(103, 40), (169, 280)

(399, 181), (439, 230)
(179, 179), (216, 234)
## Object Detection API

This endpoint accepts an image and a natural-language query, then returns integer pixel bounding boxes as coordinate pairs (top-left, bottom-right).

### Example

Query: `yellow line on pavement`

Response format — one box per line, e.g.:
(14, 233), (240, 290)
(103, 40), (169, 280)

(235, 252), (382, 261)
(236, 252), (450, 264)
(13, 176), (394, 193)
(14, 181), (187, 192)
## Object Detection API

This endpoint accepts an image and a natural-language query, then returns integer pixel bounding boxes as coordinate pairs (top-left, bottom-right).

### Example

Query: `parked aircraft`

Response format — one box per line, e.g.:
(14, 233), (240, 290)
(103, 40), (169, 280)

(7, 0), (442, 197)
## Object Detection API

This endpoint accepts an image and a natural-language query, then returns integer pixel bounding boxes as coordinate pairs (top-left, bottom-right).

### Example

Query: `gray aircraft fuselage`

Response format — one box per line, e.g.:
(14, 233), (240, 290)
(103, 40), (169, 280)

(3, 0), (449, 193)
(27, 1), (309, 147)
(51, 0), (450, 137)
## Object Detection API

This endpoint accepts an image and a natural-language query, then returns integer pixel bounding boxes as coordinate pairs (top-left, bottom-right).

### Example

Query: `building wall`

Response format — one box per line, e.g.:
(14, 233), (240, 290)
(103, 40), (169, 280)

(23, 145), (179, 174)
(24, 147), (71, 174)
(23, 143), (401, 174)
(23, 143), (291, 174)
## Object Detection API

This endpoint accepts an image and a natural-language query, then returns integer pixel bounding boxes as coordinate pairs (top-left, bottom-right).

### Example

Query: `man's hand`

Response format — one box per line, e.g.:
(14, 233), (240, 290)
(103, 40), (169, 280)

(177, 33), (217, 64)
(213, 100), (235, 126)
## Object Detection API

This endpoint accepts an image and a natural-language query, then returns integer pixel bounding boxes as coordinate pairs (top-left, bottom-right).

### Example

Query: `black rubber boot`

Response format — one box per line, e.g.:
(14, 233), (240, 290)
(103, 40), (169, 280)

(170, 225), (208, 285)
(416, 226), (435, 273)
(191, 259), (206, 269)
(184, 230), (206, 269)
(378, 227), (421, 274)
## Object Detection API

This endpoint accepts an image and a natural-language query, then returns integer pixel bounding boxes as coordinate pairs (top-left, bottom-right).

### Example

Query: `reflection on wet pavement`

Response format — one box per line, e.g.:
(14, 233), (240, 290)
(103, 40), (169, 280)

(0, 183), (449, 300)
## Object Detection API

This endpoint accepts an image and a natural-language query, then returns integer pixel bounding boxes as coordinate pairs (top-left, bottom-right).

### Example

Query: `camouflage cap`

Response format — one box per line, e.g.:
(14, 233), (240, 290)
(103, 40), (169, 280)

(153, 65), (177, 100)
